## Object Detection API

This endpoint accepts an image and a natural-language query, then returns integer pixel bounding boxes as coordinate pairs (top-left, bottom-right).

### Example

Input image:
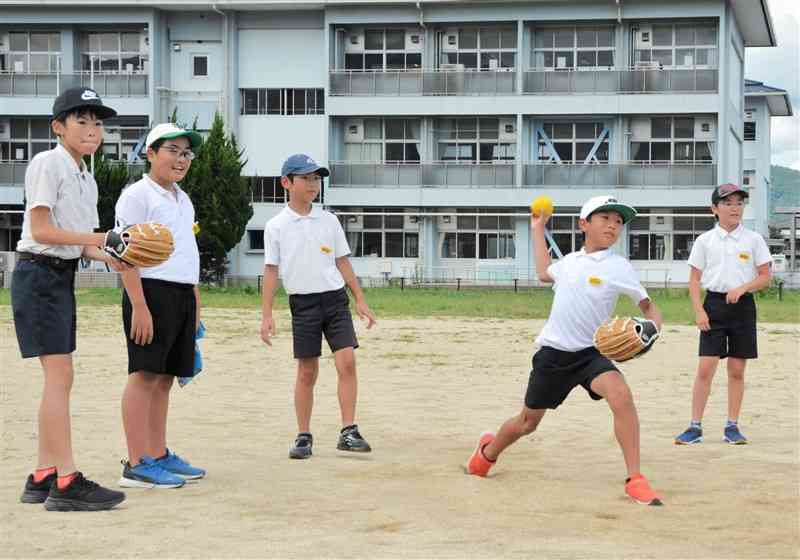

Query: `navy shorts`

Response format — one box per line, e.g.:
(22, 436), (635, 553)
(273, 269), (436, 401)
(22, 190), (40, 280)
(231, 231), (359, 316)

(524, 346), (619, 410)
(289, 288), (358, 359)
(11, 255), (79, 358)
(699, 291), (758, 359)
(122, 278), (196, 377)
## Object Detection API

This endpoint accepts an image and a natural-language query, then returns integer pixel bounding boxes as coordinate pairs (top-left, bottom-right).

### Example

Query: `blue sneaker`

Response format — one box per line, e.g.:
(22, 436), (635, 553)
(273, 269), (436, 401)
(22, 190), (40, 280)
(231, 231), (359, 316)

(674, 426), (703, 445)
(724, 425), (748, 445)
(155, 449), (206, 480)
(118, 456), (185, 489)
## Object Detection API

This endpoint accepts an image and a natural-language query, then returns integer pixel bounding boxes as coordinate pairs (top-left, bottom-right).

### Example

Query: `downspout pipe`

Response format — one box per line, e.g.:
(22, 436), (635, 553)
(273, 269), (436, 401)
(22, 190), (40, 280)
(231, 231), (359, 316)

(212, 3), (229, 130)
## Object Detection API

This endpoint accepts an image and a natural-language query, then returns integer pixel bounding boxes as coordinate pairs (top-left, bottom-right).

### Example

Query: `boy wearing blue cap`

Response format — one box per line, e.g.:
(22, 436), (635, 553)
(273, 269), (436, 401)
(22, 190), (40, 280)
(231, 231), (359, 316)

(260, 154), (377, 459)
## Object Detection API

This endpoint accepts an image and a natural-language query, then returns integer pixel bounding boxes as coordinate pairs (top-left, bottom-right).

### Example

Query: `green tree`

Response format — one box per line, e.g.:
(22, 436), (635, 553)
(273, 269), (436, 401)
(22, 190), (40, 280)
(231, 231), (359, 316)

(180, 112), (253, 283)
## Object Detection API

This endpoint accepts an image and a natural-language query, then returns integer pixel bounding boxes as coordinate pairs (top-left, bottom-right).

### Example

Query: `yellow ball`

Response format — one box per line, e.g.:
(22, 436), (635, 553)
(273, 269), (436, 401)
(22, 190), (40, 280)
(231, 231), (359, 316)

(530, 196), (554, 217)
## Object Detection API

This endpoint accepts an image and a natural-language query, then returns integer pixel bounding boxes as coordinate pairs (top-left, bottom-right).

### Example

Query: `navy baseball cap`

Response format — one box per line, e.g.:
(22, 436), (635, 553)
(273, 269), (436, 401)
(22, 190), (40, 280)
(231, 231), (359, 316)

(281, 154), (330, 177)
(52, 87), (117, 120)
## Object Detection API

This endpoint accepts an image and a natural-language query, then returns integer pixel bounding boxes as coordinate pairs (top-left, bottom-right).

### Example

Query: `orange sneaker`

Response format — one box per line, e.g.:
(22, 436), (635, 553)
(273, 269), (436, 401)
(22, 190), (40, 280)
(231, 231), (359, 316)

(466, 432), (496, 477)
(625, 474), (663, 506)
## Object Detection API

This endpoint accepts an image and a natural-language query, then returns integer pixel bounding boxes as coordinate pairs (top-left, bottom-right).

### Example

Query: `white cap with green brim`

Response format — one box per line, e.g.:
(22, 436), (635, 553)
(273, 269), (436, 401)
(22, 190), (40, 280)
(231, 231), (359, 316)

(580, 195), (637, 224)
(145, 123), (203, 150)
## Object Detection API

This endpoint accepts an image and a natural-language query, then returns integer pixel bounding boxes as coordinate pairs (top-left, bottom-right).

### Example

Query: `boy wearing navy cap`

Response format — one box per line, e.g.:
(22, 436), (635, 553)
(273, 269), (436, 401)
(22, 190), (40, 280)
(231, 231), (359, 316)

(674, 184), (772, 445)
(260, 154), (376, 459)
(12, 87), (126, 510)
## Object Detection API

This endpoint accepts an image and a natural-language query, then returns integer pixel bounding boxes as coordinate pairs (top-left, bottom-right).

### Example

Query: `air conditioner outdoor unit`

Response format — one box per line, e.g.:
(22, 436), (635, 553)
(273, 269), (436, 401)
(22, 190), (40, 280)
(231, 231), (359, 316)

(438, 215), (456, 231)
(405, 214), (420, 229)
(139, 33), (149, 54)
(634, 26), (652, 49)
(346, 214), (363, 229)
(405, 30), (423, 51)
(344, 119), (365, 143)
(0, 33), (9, 52)
(694, 119), (715, 140)
(629, 117), (651, 140)
(498, 118), (516, 141)
(442, 31), (458, 52)
(0, 119), (10, 141)
(345, 31), (365, 53)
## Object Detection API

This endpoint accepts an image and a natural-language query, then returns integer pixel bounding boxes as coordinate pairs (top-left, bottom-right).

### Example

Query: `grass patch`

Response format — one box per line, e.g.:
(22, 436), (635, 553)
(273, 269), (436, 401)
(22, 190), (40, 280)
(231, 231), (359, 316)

(0, 286), (798, 324)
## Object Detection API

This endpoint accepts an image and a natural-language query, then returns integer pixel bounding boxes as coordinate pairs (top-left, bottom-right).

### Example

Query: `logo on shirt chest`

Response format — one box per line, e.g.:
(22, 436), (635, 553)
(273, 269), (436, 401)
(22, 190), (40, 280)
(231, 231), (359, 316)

(738, 252), (750, 263)
(320, 245), (333, 254)
(588, 276), (603, 286)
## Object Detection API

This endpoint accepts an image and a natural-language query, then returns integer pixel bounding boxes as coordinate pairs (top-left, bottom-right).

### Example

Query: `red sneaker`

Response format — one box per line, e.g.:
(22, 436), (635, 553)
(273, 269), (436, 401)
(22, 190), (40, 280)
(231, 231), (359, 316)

(625, 474), (663, 506)
(466, 432), (496, 477)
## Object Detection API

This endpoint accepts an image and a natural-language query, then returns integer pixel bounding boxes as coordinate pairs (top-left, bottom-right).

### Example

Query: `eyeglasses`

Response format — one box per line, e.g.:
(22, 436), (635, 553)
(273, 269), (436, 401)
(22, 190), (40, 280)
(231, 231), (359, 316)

(162, 146), (196, 160)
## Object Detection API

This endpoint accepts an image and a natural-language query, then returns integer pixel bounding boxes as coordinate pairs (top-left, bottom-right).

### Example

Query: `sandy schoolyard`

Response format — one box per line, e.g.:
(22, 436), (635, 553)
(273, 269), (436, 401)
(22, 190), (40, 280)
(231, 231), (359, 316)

(1, 305), (798, 559)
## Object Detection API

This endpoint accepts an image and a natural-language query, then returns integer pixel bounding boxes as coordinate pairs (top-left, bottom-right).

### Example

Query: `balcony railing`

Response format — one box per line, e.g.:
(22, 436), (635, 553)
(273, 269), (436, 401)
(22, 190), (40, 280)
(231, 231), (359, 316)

(330, 161), (516, 188)
(329, 69), (517, 96)
(523, 162), (717, 188)
(523, 67), (718, 95)
(0, 72), (149, 97)
(1, 160), (145, 186)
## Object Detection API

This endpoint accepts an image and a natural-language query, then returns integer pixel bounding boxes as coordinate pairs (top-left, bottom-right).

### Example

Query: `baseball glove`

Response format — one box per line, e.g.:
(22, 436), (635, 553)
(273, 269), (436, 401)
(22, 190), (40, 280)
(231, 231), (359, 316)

(104, 222), (175, 268)
(593, 316), (660, 362)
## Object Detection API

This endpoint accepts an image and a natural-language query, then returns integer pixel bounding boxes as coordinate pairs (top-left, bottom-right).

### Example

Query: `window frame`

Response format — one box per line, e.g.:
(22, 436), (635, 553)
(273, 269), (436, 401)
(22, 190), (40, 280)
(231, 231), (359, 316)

(239, 88), (325, 116)
(440, 27), (518, 71)
(634, 22), (717, 69)
(5, 31), (61, 73)
(532, 26), (616, 71)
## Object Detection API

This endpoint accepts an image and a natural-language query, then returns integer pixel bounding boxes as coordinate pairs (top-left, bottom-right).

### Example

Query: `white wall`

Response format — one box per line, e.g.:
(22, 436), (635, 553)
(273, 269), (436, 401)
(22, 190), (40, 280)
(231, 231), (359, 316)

(238, 116), (327, 176)
(238, 29), (325, 88)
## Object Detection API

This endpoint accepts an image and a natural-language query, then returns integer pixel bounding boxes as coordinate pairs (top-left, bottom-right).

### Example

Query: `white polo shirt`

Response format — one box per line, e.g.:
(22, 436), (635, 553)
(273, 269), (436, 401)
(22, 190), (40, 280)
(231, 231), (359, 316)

(687, 224), (772, 293)
(535, 249), (649, 352)
(115, 174), (199, 285)
(264, 205), (350, 295)
(16, 144), (100, 259)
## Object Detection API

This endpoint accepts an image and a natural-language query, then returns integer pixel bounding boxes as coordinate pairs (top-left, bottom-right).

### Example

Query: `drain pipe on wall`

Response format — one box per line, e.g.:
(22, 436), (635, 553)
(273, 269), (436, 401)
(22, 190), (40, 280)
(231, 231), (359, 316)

(212, 3), (229, 131)
(616, 0), (623, 23)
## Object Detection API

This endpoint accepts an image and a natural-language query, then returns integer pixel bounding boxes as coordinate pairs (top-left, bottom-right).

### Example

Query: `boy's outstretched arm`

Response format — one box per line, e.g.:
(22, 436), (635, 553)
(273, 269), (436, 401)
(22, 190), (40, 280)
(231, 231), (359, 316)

(336, 256), (376, 329)
(638, 298), (663, 331)
(531, 213), (554, 283)
(260, 264), (279, 346)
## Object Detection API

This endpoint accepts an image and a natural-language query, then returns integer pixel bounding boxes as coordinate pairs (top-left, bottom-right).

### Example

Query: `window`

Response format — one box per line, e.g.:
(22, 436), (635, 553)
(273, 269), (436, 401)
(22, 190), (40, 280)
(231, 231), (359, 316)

(239, 89), (325, 116)
(80, 31), (148, 73)
(3, 32), (60, 73)
(533, 26), (615, 70)
(345, 29), (422, 71)
(248, 230), (265, 252)
(441, 209), (515, 259)
(635, 23), (717, 68)
(1, 118), (57, 161)
(627, 207), (714, 261)
(441, 27), (517, 70)
(193, 55), (208, 77)
(102, 116), (149, 161)
(742, 169), (755, 188)
(339, 207), (419, 258)
(630, 117), (714, 163)
(549, 211), (584, 255)
(538, 122), (609, 162)
(342, 119), (421, 163)
(672, 208), (714, 260)
(436, 118), (516, 162)
(743, 121), (756, 141)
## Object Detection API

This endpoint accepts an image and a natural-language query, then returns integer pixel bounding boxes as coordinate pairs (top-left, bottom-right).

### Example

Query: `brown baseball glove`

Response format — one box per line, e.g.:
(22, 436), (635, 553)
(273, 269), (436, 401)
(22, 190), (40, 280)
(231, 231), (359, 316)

(593, 316), (660, 362)
(104, 222), (175, 268)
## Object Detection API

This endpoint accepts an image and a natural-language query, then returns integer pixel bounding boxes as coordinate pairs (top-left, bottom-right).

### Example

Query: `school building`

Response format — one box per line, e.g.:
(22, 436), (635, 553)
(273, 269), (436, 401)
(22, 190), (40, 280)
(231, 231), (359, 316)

(0, 0), (793, 284)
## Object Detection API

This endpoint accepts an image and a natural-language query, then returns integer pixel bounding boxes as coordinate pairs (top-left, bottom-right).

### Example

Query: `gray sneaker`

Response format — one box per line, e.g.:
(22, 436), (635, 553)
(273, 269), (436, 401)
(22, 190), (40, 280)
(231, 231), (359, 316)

(337, 425), (372, 453)
(289, 433), (313, 459)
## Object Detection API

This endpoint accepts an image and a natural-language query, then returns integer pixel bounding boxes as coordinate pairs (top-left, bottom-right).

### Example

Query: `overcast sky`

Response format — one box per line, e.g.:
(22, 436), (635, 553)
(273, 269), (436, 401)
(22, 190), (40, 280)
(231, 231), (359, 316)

(746, 0), (800, 170)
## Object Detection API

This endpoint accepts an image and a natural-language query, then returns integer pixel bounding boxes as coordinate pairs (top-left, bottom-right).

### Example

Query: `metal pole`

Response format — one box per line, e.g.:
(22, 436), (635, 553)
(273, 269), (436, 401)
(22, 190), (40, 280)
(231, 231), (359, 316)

(791, 213), (797, 272)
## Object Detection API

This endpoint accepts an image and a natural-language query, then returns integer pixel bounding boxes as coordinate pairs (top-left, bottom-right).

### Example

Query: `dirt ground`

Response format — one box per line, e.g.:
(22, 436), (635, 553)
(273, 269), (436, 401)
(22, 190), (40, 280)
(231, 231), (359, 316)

(1, 306), (798, 559)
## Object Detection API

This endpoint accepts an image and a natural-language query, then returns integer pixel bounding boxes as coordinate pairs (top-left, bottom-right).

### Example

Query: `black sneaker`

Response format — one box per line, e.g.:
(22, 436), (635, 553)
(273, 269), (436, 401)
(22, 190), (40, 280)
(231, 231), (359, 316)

(43, 472), (126, 511)
(289, 433), (313, 459)
(337, 425), (372, 453)
(20, 472), (57, 504)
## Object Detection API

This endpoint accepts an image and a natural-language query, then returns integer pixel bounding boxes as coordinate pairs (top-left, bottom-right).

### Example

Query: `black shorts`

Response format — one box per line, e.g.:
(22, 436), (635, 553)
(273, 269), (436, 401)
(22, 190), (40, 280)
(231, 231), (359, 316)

(289, 288), (358, 359)
(122, 278), (196, 377)
(699, 291), (758, 359)
(524, 346), (619, 410)
(11, 255), (79, 358)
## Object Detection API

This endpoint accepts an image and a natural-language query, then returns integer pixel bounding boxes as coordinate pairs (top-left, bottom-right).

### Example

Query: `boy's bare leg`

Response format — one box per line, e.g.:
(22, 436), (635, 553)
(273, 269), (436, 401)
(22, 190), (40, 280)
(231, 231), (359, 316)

(483, 407), (547, 461)
(122, 371), (158, 464)
(295, 357), (319, 433)
(590, 371), (640, 477)
(692, 357), (720, 422)
(726, 358), (747, 422)
(38, 355), (76, 474)
(333, 347), (357, 427)
(148, 375), (174, 458)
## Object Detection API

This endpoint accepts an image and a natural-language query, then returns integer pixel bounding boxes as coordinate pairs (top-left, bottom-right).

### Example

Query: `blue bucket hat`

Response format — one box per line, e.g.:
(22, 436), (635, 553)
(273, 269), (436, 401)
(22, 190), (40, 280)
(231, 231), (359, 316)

(281, 154), (330, 177)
